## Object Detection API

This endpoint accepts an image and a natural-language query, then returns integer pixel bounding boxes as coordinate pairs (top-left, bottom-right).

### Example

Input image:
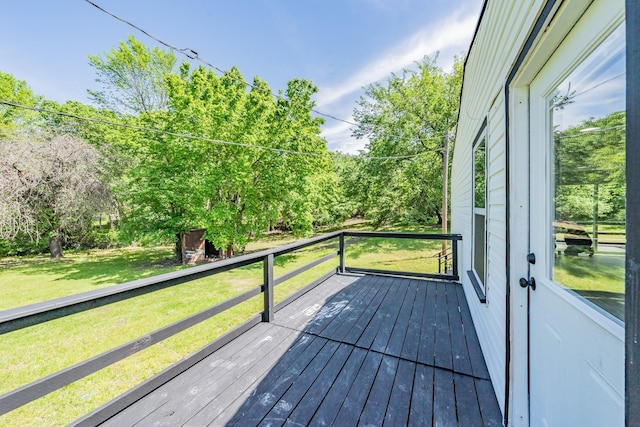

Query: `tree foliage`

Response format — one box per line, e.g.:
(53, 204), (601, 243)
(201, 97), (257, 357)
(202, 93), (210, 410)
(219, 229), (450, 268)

(351, 54), (464, 225)
(121, 63), (336, 257)
(554, 111), (626, 222)
(88, 35), (177, 114)
(0, 40), (470, 259)
(0, 134), (113, 257)
(0, 71), (40, 138)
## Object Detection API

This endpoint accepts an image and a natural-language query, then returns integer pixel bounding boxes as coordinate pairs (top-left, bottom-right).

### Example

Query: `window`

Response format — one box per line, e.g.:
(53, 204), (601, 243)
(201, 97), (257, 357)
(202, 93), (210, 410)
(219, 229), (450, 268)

(549, 23), (626, 321)
(468, 123), (488, 301)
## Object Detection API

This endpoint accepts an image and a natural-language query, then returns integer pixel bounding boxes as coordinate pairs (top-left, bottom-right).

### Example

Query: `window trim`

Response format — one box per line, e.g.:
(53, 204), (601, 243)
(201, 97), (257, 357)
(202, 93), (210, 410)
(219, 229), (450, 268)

(468, 119), (488, 303)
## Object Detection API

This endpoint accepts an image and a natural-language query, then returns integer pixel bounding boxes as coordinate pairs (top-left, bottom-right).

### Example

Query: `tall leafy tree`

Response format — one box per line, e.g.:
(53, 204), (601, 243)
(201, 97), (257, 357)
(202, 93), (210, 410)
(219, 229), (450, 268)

(352, 54), (464, 225)
(554, 111), (626, 222)
(0, 71), (41, 138)
(122, 62), (335, 259)
(88, 35), (177, 114)
(332, 152), (367, 218)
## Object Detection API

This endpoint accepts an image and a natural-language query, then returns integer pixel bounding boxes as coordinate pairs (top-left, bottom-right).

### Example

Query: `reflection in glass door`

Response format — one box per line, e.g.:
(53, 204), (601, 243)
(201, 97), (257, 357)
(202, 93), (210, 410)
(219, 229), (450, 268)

(550, 24), (626, 321)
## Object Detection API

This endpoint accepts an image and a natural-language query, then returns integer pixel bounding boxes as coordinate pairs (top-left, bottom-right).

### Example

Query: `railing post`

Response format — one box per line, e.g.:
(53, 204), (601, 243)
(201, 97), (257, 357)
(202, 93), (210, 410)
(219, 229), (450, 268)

(452, 238), (459, 278)
(263, 254), (274, 322)
(339, 233), (345, 273)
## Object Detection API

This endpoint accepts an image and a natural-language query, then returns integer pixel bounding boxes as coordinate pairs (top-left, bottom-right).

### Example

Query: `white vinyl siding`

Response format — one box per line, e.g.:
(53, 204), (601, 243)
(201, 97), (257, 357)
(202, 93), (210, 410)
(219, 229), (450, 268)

(451, 0), (549, 414)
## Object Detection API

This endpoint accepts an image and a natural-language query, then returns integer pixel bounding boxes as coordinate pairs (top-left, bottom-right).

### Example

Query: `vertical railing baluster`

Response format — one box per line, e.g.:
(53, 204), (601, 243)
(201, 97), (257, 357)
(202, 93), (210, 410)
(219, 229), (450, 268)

(452, 238), (459, 278)
(263, 254), (274, 322)
(339, 233), (345, 273)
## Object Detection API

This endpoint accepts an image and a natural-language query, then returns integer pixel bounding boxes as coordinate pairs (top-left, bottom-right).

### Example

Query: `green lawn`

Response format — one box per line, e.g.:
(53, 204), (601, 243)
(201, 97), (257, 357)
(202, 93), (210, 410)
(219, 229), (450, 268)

(554, 253), (625, 294)
(0, 222), (444, 426)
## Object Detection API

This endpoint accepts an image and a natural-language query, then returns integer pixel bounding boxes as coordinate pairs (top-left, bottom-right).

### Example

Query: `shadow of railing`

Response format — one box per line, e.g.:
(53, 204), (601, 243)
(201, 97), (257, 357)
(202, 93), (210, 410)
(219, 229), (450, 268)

(218, 272), (500, 426)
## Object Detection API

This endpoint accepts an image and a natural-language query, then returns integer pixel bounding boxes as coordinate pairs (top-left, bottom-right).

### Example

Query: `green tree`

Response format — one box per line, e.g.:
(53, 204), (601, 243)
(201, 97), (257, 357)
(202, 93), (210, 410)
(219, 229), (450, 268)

(0, 71), (41, 138)
(121, 63), (335, 260)
(554, 111), (626, 222)
(332, 152), (368, 218)
(352, 54), (464, 226)
(88, 35), (177, 114)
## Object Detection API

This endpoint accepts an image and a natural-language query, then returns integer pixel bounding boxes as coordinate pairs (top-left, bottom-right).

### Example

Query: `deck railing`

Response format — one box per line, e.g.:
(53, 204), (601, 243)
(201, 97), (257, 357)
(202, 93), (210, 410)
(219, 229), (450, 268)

(0, 230), (461, 422)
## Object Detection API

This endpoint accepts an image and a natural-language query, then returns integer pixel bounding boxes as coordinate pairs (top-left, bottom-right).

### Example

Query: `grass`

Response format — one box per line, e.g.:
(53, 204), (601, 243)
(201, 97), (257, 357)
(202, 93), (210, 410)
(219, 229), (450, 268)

(0, 221), (444, 426)
(553, 252), (625, 320)
(0, 247), (187, 311)
(554, 253), (625, 294)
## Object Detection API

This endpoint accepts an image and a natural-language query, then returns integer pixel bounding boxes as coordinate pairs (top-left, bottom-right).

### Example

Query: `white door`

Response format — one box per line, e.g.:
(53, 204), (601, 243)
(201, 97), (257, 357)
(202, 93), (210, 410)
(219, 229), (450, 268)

(527, 1), (625, 425)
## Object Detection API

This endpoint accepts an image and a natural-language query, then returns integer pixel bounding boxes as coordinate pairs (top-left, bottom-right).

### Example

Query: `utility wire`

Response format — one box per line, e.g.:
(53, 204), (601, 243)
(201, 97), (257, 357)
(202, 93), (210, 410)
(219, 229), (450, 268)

(83, 0), (357, 127)
(572, 72), (625, 99)
(0, 101), (327, 157)
(1, 100), (431, 160)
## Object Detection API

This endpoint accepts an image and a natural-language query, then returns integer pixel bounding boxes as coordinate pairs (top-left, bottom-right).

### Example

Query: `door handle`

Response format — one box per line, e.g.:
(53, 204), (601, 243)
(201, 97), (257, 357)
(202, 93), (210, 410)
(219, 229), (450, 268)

(519, 276), (536, 290)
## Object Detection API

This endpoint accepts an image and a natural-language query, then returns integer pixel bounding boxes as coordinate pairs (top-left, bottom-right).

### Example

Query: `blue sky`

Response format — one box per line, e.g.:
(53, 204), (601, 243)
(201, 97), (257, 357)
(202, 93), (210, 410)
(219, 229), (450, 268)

(0, 0), (482, 153)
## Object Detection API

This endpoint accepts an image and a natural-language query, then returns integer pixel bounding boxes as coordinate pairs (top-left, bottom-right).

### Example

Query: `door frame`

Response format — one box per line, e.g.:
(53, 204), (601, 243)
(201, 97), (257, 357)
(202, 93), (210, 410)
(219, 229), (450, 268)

(625, 0), (640, 425)
(504, 0), (640, 426)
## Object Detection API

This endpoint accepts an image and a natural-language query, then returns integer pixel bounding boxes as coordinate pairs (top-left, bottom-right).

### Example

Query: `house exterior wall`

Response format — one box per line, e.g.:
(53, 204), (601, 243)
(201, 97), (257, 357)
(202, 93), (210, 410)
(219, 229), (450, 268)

(451, 0), (547, 417)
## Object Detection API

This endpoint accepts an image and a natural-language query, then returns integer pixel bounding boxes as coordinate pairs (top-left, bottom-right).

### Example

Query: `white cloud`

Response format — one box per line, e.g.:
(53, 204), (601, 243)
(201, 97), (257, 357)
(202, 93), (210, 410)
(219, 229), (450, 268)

(315, 10), (478, 109)
(320, 115), (367, 154)
(319, 8), (479, 154)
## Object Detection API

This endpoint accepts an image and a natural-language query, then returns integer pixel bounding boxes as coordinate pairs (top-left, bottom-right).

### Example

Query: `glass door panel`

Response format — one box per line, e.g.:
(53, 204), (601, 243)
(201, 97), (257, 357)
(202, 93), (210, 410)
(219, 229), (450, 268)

(550, 24), (626, 321)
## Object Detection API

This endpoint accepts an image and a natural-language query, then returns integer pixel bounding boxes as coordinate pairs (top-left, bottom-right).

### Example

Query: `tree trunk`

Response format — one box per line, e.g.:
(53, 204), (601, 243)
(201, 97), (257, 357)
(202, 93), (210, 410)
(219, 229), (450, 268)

(49, 233), (64, 259)
(175, 234), (183, 263)
(225, 243), (234, 258)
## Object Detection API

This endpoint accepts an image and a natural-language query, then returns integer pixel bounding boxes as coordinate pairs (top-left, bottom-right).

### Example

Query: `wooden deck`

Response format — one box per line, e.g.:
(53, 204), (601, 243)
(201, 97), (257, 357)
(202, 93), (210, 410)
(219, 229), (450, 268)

(98, 274), (502, 426)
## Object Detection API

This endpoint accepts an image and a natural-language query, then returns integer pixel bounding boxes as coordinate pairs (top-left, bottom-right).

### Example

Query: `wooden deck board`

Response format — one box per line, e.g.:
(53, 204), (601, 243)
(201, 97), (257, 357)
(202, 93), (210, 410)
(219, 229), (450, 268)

(341, 276), (391, 345)
(283, 343), (353, 427)
(417, 281), (437, 370)
(409, 363), (435, 427)
(259, 340), (341, 426)
(385, 281), (417, 357)
(434, 282), (454, 371)
(309, 346), (368, 425)
(370, 279), (410, 353)
(433, 368), (457, 426)
(117, 324), (299, 426)
(475, 378), (505, 426)
(332, 350), (383, 426)
(448, 283), (473, 376)
(201, 338), (328, 426)
(103, 323), (285, 426)
(314, 275), (376, 340)
(94, 274), (502, 427)
(455, 285), (491, 380)
(384, 359), (415, 426)
(358, 355), (399, 426)
(206, 336), (329, 426)
(400, 281), (427, 362)
(454, 373), (483, 427)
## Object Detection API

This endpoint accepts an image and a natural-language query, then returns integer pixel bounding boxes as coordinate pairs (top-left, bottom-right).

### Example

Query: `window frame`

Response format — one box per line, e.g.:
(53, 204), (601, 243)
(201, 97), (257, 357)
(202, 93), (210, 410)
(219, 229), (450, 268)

(468, 119), (489, 303)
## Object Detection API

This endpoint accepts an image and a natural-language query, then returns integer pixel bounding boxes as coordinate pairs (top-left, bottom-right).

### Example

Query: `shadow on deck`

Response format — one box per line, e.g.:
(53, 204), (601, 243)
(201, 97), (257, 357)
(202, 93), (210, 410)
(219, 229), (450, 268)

(98, 274), (502, 426)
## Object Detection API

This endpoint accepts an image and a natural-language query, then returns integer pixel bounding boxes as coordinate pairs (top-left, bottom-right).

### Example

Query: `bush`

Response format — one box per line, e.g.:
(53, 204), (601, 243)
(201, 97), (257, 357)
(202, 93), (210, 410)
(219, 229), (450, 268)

(0, 233), (48, 257)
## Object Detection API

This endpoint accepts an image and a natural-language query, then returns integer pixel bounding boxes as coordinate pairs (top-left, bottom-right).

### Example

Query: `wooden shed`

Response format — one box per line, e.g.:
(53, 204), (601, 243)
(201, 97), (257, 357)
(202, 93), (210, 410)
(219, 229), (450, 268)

(179, 228), (220, 264)
(451, 0), (638, 425)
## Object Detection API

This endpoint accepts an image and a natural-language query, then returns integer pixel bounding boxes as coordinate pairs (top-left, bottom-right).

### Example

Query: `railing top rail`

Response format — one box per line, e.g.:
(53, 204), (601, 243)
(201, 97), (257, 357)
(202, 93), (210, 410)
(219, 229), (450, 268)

(0, 230), (342, 326)
(343, 231), (462, 240)
(0, 229), (458, 327)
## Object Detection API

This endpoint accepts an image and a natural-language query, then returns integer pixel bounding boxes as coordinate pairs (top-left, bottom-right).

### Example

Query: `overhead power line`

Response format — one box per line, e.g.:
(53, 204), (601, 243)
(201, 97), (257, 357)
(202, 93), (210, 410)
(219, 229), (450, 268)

(1, 100), (430, 160)
(83, 0), (357, 127)
(0, 101), (326, 156)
